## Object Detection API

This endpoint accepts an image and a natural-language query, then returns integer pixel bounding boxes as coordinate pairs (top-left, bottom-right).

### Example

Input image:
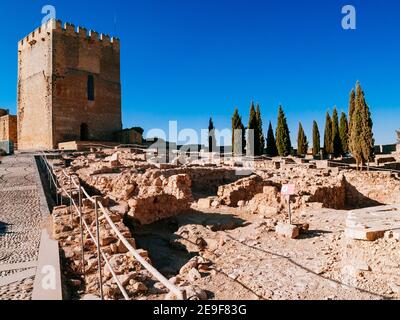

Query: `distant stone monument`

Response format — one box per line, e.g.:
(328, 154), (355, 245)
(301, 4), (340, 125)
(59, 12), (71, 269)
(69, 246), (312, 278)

(17, 19), (122, 150)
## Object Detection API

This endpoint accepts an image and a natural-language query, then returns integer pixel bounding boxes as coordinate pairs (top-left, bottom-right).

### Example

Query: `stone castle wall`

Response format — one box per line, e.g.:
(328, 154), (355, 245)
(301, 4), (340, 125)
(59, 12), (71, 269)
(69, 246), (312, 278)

(17, 19), (122, 150)
(0, 115), (17, 144)
(17, 21), (53, 150)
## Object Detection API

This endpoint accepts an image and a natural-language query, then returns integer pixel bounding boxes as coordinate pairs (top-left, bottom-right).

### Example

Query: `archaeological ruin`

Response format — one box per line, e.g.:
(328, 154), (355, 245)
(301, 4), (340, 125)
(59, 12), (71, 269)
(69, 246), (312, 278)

(33, 145), (400, 301)
(1, 15), (400, 304)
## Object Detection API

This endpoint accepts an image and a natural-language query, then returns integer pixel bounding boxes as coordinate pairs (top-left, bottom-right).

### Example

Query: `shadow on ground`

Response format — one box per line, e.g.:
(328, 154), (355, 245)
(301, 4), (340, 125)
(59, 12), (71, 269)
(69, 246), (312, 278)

(298, 230), (333, 240)
(0, 221), (11, 236)
(344, 180), (385, 209)
(129, 209), (247, 277)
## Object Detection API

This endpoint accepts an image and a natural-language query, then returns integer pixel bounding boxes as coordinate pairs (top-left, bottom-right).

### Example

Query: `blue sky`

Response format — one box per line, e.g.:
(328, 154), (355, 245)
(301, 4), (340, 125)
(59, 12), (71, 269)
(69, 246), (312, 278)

(0, 0), (399, 145)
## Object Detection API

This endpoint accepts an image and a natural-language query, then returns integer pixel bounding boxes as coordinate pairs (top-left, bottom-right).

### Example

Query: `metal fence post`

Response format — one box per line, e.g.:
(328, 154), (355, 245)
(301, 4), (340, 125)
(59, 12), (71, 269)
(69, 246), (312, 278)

(69, 175), (73, 229)
(94, 197), (104, 300)
(78, 180), (86, 281)
(56, 186), (59, 206)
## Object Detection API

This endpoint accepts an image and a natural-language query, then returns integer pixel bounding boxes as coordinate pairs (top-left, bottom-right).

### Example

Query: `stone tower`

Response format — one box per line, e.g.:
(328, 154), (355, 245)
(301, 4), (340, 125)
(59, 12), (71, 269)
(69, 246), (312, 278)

(17, 19), (122, 150)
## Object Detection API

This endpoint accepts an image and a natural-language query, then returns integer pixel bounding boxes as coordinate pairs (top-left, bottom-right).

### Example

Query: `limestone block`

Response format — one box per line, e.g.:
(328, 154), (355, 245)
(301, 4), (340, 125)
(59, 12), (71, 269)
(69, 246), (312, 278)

(275, 223), (300, 239)
(345, 228), (385, 241)
(198, 198), (211, 209)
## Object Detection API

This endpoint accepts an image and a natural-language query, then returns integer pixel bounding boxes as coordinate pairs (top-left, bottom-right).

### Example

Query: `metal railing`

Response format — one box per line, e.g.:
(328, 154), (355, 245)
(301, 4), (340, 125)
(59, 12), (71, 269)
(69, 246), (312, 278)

(325, 160), (400, 174)
(38, 151), (185, 300)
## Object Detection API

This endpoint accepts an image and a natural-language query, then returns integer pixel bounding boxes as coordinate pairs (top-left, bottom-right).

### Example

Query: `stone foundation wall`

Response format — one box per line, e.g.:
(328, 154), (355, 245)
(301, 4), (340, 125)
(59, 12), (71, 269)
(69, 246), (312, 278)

(344, 171), (400, 207)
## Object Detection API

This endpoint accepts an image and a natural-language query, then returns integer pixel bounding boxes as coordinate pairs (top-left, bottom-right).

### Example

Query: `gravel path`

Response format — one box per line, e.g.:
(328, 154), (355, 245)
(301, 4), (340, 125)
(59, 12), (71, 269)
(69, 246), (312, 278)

(0, 154), (44, 300)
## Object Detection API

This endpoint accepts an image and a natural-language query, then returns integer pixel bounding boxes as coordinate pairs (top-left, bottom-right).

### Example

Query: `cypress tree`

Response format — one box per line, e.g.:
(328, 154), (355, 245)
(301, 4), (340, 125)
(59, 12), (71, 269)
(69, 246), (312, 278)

(339, 112), (349, 155)
(349, 82), (374, 169)
(332, 107), (342, 157)
(247, 102), (258, 156)
(324, 112), (333, 156)
(232, 108), (245, 155)
(357, 83), (375, 163)
(276, 105), (292, 156)
(256, 104), (265, 155)
(297, 122), (308, 156)
(266, 122), (278, 157)
(312, 121), (321, 158)
(348, 89), (356, 134)
(208, 117), (216, 153)
(349, 97), (364, 169)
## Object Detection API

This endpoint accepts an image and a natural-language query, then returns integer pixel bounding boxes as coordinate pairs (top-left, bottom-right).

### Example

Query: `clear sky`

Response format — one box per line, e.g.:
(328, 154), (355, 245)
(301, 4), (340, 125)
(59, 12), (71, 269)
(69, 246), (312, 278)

(0, 0), (399, 145)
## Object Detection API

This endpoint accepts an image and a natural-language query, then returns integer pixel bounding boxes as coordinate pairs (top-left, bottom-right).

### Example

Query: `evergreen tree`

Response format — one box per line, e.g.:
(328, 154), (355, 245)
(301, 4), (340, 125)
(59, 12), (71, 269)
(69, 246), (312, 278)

(266, 122), (278, 157)
(397, 130), (400, 143)
(256, 104), (265, 156)
(276, 105), (292, 156)
(339, 112), (349, 155)
(348, 89), (356, 134)
(324, 112), (333, 155)
(349, 82), (375, 169)
(297, 122), (308, 156)
(247, 102), (258, 156)
(208, 118), (216, 153)
(232, 108), (245, 155)
(332, 107), (342, 157)
(349, 98), (364, 169)
(312, 121), (321, 157)
(357, 83), (375, 163)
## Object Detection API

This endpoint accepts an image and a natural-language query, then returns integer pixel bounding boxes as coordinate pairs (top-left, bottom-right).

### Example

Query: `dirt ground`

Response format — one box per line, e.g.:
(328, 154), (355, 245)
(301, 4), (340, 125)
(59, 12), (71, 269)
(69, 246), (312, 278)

(50, 151), (400, 300)
(133, 205), (399, 300)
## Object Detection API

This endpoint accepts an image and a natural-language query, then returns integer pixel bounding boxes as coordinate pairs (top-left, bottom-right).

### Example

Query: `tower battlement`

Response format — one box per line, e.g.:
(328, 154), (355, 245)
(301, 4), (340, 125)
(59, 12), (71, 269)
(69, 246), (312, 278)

(18, 19), (120, 50)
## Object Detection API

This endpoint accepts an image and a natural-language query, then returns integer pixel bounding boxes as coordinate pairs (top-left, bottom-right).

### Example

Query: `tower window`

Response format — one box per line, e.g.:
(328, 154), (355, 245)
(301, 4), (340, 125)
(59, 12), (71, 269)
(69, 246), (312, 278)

(87, 75), (95, 101)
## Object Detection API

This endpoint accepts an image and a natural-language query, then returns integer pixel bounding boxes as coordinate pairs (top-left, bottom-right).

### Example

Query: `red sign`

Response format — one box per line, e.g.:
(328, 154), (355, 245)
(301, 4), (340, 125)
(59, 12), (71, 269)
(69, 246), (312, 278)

(281, 184), (296, 196)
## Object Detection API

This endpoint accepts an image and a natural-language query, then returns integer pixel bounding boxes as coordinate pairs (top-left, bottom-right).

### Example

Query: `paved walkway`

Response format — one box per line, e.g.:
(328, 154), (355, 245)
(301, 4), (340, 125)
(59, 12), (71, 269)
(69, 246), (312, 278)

(0, 154), (45, 300)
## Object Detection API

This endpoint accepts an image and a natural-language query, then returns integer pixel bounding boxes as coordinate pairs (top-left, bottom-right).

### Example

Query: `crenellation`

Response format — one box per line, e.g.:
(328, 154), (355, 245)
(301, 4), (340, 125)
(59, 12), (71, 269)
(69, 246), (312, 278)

(63, 22), (76, 34)
(55, 19), (63, 30)
(89, 30), (99, 41)
(111, 37), (120, 49)
(100, 33), (110, 42)
(77, 26), (88, 38)
(19, 22), (52, 49)
(18, 19), (119, 49)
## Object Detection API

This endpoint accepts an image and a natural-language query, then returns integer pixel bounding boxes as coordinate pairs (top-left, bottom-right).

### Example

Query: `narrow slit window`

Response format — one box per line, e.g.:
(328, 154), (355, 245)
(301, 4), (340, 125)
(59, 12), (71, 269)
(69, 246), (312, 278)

(87, 75), (95, 101)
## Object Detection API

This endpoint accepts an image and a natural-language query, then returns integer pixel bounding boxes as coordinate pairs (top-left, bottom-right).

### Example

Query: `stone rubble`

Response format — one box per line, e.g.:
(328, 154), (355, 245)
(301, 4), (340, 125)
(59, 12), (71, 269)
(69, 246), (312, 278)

(47, 150), (400, 300)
